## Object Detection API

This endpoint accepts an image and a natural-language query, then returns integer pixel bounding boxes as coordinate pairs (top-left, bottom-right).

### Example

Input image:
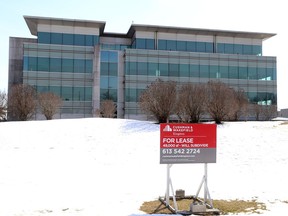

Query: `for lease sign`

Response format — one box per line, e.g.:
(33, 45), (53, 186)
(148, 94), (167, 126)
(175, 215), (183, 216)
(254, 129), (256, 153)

(160, 123), (217, 164)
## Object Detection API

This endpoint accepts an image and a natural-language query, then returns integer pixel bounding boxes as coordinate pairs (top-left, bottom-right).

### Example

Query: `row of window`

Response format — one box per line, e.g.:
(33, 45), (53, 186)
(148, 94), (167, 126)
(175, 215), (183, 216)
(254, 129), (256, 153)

(125, 62), (276, 80)
(124, 88), (276, 104)
(37, 31), (262, 56)
(36, 86), (92, 101)
(23, 57), (93, 73)
(38, 32), (99, 46)
(131, 38), (262, 55)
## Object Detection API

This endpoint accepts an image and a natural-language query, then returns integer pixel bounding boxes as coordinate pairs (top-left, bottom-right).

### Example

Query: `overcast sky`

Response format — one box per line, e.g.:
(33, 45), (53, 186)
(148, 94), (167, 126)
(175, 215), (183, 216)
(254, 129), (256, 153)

(1, 0), (287, 108)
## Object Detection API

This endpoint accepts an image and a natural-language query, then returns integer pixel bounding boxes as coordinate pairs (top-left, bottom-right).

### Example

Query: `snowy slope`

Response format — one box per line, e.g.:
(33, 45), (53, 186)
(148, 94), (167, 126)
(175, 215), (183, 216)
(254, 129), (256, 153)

(0, 118), (287, 216)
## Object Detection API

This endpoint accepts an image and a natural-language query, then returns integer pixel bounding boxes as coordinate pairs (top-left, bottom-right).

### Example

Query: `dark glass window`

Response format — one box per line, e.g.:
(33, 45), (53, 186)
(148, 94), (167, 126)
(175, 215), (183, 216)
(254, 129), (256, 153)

(224, 44), (233, 54)
(179, 64), (189, 77)
(196, 42), (205, 52)
(248, 67), (257, 80)
(158, 40), (167, 50)
(258, 68), (266, 80)
(243, 45), (252, 55)
(38, 32), (50, 44)
(50, 58), (62, 72)
(146, 39), (155, 49)
(229, 66), (238, 79)
(148, 63), (158, 76)
(73, 87), (85, 101)
(190, 65), (199, 77)
(129, 62), (137, 75)
(167, 40), (177, 51)
(136, 39), (146, 49)
(169, 64), (179, 77)
(100, 62), (109, 75)
(101, 51), (109, 62)
(253, 45), (262, 55)
(159, 63), (168, 76)
(109, 63), (118, 76)
(85, 35), (93, 46)
(219, 66), (228, 78)
(138, 62), (148, 75)
(109, 52), (118, 63)
(200, 65), (209, 78)
(210, 65), (219, 78)
(206, 43), (213, 53)
(51, 33), (62, 44)
(62, 87), (73, 101)
(74, 59), (85, 73)
(62, 59), (73, 72)
(28, 57), (37, 71)
(74, 34), (85, 46)
(217, 44), (225, 53)
(177, 41), (186, 51)
(187, 41), (196, 52)
(63, 34), (74, 45)
(234, 44), (242, 54)
(86, 60), (93, 73)
(38, 57), (49, 71)
(23, 57), (29, 71)
(239, 67), (248, 79)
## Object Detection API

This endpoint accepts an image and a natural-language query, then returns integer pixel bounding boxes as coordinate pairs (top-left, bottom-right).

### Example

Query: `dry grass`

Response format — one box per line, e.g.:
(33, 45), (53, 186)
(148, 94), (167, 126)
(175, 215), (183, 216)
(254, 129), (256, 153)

(140, 198), (267, 215)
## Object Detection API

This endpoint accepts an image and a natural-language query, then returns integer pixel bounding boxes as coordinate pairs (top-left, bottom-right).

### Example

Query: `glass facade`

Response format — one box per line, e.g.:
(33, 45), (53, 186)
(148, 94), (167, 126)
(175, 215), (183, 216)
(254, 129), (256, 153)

(100, 50), (118, 102)
(38, 32), (99, 46)
(10, 16), (276, 120)
(124, 49), (277, 116)
(22, 43), (94, 116)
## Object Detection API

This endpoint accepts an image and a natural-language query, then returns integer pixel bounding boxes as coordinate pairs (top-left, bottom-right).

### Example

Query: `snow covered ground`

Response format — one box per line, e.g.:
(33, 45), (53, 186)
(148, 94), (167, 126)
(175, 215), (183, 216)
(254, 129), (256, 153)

(0, 118), (287, 216)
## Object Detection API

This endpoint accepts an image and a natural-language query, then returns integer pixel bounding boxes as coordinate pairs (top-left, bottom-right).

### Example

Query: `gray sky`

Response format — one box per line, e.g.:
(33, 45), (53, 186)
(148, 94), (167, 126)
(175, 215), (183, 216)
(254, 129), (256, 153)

(1, 0), (287, 108)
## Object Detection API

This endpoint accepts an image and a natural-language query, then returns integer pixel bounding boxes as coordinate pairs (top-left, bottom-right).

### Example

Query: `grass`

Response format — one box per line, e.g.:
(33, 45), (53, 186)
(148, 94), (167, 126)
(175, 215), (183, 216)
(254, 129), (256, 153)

(140, 198), (267, 215)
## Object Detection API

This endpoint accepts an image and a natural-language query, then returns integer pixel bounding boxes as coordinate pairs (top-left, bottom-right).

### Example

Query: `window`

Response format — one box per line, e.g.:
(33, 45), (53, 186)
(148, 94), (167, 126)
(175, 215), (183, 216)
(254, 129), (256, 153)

(148, 63), (158, 76)
(167, 40), (177, 51)
(169, 64), (179, 77)
(179, 64), (189, 77)
(63, 34), (74, 45)
(51, 33), (62, 44)
(50, 58), (62, 72)
(200, 65), (209, 78)
(138, 62), (148, 75)
(62, 59), (74, 72)
(158, 40), (167, 50)
(38, 32), (50, 44)
(38, 57), (49, 71)
(74, 34), (85, 46)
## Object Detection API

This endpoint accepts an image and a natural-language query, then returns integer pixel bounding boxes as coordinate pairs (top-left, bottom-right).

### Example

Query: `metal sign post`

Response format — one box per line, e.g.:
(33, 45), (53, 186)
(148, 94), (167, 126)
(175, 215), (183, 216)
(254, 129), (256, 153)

(195, 163), (213, 208)
(165, 164), (178, 212)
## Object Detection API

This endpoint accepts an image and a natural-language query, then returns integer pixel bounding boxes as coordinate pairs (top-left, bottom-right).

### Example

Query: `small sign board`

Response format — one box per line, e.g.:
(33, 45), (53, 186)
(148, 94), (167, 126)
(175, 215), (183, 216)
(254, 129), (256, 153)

(160, 123), (217, 164)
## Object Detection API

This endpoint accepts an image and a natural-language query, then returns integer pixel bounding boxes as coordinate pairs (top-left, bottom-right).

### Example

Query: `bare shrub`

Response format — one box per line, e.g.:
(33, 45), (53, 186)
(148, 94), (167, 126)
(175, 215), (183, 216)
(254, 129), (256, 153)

(206, 81), (234, 124)
(0, 90), (7, 120)
(99, 100), (116, 118)
(228, 89), (249, 121)
(176, 83), (207, 123)
(139, 79), (177, 123)
(8, 84), (37, 121)
(38, 92), (62, 120)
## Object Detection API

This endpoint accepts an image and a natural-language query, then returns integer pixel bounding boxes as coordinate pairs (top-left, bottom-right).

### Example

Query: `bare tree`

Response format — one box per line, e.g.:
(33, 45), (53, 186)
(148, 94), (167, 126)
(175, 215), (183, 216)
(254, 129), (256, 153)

(8, 84), (37, 121)
(0, 90), (7, 121)
(38, 92), (62, 120)
(228, 89), (249, 121)
(262, 105), (277, 121)
(99, 100), (116, 118)
(176, 83), (207, 123)
(252, 104), (262, 121)
(206, 81), (234, 124)
(139, 79), (177, 123)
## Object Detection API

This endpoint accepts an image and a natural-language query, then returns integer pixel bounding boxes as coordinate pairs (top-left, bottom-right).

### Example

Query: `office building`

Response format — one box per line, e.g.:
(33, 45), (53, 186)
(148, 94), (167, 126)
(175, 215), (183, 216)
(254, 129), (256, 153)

(8, 16), (277, 120)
